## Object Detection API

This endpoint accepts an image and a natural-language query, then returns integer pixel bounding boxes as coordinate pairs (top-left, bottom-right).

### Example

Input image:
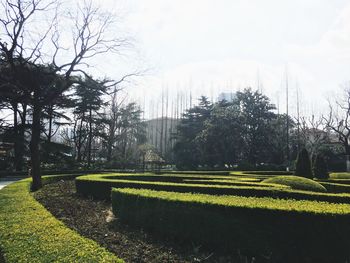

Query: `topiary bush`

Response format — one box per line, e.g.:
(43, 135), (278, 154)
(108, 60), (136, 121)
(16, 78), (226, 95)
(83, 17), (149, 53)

(313, 154), (329, 179)
(295, 148), (313, 178)
(263, 176), (327, 192)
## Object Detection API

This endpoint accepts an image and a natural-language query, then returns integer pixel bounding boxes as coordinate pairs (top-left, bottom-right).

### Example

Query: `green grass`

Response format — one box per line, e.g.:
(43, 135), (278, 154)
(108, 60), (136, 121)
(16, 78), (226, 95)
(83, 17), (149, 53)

(263, 176), (327, 192)
(0, 175), (123, 263)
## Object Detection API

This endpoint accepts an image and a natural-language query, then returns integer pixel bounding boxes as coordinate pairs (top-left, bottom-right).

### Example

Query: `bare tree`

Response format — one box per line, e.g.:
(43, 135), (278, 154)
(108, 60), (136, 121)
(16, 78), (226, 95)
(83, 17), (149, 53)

(324, 89), (350, 171)
(300, 115), (328, 158)
(0, 0), (134, 190)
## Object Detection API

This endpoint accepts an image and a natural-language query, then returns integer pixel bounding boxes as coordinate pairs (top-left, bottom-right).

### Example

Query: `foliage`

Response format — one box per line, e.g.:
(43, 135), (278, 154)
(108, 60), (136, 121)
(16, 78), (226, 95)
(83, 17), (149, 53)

(313, 154), (329, 179)
(173, 96), (212, 169)
(330, 173), (350, 179)
(111, 187), (350, 262)
(0, 176), (123, 263)
(75, 173), (350, 203)
(263, 176), (327, 192)
(174, 89), (296, 170)
(295, 148), (313, 178)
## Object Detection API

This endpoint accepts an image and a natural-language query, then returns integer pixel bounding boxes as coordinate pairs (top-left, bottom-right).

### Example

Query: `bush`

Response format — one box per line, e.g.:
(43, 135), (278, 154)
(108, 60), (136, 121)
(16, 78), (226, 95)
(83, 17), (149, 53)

(0, 176), (123, 263)
(263, 176), (327, 193)
(320, 182), (350, 193)
(330, 173), (350, 180)
(111, 187), (350, 262)
(295, 148), (313, 178)
(313, 154), (329, 179)
(76, 173), (350, 203)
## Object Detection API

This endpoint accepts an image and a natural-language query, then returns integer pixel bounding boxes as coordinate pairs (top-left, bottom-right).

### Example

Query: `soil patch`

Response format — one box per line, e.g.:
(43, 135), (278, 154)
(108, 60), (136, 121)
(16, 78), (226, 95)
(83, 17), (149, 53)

(34, 180), (248, 263)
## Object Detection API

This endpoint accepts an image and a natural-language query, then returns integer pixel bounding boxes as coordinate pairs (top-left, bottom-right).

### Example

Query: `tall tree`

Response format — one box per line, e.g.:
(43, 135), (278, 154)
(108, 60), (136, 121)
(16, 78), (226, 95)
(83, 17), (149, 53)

(324, 89), (350, 171)
(0, 0), (132, 190)
(73, 76), (106, 167)
(173, 96), (212, 169)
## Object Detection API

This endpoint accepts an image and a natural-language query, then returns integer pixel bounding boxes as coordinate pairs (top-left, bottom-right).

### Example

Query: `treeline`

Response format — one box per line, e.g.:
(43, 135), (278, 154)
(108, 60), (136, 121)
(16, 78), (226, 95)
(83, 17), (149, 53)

(173, 88), (344, 170)
(0, 75), (146, 171)
(0, 0), (144, 189)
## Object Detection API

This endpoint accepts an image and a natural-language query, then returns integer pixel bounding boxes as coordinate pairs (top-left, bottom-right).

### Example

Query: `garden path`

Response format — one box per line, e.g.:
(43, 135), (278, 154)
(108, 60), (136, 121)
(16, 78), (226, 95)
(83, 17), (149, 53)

(0, 177), (24, 190)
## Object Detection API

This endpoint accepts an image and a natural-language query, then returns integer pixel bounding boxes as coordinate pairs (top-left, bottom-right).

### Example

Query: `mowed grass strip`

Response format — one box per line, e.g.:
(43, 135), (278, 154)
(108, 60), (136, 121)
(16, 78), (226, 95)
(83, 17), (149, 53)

(0, 177), (123, 263)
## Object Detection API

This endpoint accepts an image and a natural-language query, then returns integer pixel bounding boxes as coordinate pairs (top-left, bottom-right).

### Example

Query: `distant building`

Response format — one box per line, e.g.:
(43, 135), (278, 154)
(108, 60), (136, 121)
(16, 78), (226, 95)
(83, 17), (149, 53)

(217, 92), (236, 102)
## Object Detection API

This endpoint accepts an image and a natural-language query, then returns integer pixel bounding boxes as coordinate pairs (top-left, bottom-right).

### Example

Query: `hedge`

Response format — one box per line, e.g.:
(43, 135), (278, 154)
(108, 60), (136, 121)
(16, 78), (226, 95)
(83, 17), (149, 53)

(232, 171), (294, 176)
(76, 173), (350, 204)
(320, 181), (350, 193)
(111, 188), (350, 262)
(75, 173), (301, 200)
(262, 176), (327, 193)
(0, 175), (123, 263)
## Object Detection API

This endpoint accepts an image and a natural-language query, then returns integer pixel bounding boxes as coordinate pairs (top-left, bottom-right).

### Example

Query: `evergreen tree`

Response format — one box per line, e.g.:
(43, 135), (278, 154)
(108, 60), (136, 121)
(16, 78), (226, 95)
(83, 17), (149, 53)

(313, 154), (329, 179)
(295, 148), (313, 178)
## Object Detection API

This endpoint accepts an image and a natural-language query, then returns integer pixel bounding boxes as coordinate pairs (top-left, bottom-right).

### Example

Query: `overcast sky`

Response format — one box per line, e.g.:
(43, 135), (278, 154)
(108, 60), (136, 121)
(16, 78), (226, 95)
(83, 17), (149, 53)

(91, 0), (350, 118)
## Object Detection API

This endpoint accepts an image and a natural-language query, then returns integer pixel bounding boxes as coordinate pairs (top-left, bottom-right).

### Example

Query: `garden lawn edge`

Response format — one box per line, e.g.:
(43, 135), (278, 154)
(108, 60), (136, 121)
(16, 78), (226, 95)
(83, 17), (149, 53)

(0, 175), (123, 263)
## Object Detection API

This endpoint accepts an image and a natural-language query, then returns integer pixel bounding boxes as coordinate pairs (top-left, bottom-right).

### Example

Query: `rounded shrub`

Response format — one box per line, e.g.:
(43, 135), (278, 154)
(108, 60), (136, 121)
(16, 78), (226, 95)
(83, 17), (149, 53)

(295, 148), (313, 178)
(263, 176), (327, 193)
(313, 154), (329, 180)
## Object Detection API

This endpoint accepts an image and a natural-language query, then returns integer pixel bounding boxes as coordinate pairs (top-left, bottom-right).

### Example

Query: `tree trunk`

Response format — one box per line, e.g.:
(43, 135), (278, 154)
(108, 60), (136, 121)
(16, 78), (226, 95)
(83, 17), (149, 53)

(30, 99), (42, 191)
(345, 143), (350, 172)
(17, 104), (27, 171)
(47, 104), (53, 142)
(12, 102), (21, 171)
(107, 126), (114, 162)
(87, 108), (92, 168)
(77, 114), (85, 162)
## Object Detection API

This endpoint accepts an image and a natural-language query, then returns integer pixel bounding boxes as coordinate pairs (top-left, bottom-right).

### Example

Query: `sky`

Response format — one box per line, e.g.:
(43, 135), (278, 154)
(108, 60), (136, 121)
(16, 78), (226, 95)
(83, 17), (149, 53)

(73, 1), (350, 118)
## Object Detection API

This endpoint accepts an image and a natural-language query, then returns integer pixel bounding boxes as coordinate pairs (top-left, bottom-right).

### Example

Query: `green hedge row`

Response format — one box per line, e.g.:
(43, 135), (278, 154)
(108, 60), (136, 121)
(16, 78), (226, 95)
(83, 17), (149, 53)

(111, 188), (350, 262)
(75, 174), (294, 200)
(234, 171), (294, 176)
(0, 175), (123, 263)
(320, 181), (350, 193)
(76, 173), (350, 203)
(161, 170), (230, 175)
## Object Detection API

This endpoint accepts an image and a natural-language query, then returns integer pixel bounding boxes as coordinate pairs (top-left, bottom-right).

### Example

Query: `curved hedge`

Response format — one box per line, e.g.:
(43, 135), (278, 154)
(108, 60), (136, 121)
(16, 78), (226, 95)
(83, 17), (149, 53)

(111, 187), (350, 262)
(76, 173), (350, 204)
(0, 175), (123, 263)
(262, 176), (327, 193)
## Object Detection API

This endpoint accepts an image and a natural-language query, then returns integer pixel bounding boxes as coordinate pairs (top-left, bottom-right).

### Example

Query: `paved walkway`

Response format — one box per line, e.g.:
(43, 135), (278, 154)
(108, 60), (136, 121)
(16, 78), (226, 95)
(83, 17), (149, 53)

(0, 177), (24, 190)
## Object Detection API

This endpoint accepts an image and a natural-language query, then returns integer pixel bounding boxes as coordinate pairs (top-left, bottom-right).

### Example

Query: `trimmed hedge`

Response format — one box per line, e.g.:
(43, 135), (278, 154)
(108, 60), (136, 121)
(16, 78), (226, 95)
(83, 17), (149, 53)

(161, 170), (230, 176)
(330, 173), (350, 179)
(112, 188), (350, 262)
(319, 181), (350, 193)
(0, 175), (123, 263)
(76, 173), (291, 200)
(76, 173), (350, 203)
(234, 171), (294, 176)
(262, 176), (327, 193)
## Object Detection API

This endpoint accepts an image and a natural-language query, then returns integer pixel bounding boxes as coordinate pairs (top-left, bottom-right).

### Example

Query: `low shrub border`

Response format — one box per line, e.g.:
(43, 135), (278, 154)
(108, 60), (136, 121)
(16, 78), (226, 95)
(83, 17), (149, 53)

(319, 181), (350, 193)
(111, 188), (350, 262)
(76, 173), (350, 203)
(0, 175), (123, 263)
(262, 176), (327, 192)
(75, 173), (295, 200)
